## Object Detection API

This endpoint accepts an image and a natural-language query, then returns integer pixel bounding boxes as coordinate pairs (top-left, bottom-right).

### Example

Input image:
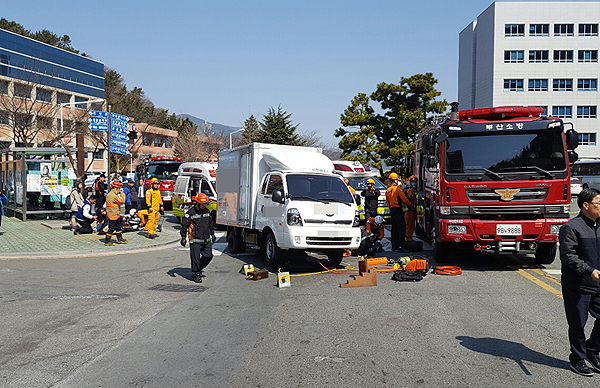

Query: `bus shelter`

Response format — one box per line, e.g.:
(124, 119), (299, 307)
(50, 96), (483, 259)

(0, 147), (77, 221)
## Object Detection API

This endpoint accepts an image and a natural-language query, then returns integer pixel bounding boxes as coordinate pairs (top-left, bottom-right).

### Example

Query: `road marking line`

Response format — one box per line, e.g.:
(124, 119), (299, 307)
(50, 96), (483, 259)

(543, 269), (562, 276)
(514, 268), (563, 299)
(530, 268), (562, 286)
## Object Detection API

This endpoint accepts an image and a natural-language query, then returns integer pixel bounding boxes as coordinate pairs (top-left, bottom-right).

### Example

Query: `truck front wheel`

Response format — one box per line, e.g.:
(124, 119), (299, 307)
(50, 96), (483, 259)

(264, 232), (284, 267)
(535, 243), (557, 264)
(326, 250), (344, 267)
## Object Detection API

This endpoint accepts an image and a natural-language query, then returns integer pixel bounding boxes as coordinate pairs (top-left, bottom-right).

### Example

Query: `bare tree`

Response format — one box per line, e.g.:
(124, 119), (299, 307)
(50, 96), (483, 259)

(174, 126), (223, 162)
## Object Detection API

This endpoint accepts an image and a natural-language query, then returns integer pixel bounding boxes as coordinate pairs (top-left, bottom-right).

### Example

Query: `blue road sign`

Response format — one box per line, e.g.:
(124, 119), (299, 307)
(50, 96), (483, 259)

(110, 146), (129, 155)
(89, 124), (108, 131)
(111, 127), (129, 135)
(111, 112), (128, 122)
(89, 117), (108, 125)
(111, 139), (129, 148)
(90, 110), (108, 118)
(111, 120), (129, 130)
(111, 132), (129, 141)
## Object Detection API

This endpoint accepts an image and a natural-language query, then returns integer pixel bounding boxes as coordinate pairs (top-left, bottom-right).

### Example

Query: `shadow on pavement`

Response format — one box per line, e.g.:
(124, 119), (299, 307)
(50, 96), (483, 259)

(167, 267), (194, 281)
(456, 336), (569, 375)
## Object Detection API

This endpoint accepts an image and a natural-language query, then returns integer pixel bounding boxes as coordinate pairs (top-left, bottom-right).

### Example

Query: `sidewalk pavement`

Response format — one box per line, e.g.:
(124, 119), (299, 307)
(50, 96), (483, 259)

(0, 215), (180, 259)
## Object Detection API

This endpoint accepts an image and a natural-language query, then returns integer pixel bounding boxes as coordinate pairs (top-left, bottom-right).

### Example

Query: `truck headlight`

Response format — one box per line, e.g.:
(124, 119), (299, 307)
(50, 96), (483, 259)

(287, 208), (303, 226)
(448, 225), (467, 234)
(550, 224), (562, 234)
(353, 210), (360, 227)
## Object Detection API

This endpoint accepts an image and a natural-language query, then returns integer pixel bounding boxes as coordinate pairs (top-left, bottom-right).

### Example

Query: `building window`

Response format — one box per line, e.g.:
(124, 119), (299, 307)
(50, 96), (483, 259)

(505, 24), (525, 36)
(503, 79), (523, 91)
(577, 106), (597, 118)
(93, 150), (104, 160)
(554, 50), (573, 63)
(578, 50), (598, 62)
(529, 24), (549, 36)
(0, 111), (8, 125)
(552, 106), (572, 118)
(14, 84), (31, 99)
(165, 138), (173, 148)
(578, 78), (598, 91)
(57, 92), (70, 104)
(36, 89), (52, 102)
(504, 50), (524, 63)
(538, 106), (548, 116)
(554, 23), (574, 36)
(528, 79), (548, 91)
(153, 137), (164, 147)
(579, 23), (598, 36)
(553, 79), (573, 91)
(579, 133), (597, 146)
(37, 116), (53, 129)
(15, 113), (32, 127)
(142, 135), (152, 146)
(74, 96), (87, 103)
(0, 80), (8, 95)
(529, 50), (549, 63)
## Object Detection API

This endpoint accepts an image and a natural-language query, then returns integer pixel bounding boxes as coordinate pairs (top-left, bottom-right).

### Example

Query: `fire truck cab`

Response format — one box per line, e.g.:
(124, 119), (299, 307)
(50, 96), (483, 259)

(414, 105), (579, 264)
(136, 156), (183, 204)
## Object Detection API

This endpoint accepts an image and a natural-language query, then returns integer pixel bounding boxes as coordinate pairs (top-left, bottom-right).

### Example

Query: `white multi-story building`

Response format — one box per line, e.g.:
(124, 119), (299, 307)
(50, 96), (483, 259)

(459, 1), (600, 160)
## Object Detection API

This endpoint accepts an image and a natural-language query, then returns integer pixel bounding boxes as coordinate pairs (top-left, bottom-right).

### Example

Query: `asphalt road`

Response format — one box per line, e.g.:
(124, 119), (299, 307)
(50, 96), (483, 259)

(1, 224), (597, 387)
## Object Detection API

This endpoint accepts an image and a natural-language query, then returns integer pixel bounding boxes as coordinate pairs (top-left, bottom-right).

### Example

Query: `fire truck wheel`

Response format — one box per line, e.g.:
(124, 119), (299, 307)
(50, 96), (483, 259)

(326, 250), (344, 267)
(264, 232), (283, 267)
(535, 243), (557, 264)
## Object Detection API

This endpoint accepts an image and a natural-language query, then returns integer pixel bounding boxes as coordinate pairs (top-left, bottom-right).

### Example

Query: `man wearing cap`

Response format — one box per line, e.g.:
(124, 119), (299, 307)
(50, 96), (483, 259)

(180, 193), (216, 283)
(361, 178), (381, 221)
(145, 177), (164, 239)
(104, 181), (128, 246)
(386, 172), (412, 252)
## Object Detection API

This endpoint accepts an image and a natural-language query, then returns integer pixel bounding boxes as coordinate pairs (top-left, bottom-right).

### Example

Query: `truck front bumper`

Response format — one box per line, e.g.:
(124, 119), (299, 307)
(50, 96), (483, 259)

(280, 226), (361, 250)
(438, 217), (569, 249)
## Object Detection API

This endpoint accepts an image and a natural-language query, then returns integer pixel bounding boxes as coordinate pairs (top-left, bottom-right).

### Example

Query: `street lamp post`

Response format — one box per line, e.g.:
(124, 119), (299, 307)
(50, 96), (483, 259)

(60, 98), (105, 178)
(229, 128), (245, 149)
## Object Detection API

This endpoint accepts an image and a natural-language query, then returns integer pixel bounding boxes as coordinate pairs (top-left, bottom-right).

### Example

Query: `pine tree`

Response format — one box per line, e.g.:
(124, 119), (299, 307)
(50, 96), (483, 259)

(256, 106), (300, 145)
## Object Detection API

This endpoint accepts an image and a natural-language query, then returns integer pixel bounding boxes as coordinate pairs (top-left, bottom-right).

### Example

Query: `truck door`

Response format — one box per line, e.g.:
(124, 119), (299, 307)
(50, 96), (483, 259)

(257, 173), (285, 238)
(173, 176), (190, 217)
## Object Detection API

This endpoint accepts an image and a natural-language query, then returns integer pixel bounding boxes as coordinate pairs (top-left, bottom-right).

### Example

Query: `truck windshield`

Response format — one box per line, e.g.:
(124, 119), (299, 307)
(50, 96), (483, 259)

(147, 163), (181, 180)
(444, 131), (567, 180)
(286, 174), (354, 204)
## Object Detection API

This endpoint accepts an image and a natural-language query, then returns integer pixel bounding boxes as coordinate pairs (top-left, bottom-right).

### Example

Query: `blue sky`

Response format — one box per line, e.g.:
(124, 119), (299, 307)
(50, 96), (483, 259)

(4, 0), (497, 146)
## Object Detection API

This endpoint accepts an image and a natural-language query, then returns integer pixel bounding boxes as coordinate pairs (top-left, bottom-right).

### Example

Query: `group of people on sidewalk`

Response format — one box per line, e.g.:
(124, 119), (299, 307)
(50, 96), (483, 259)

(68, 174), (164, 245)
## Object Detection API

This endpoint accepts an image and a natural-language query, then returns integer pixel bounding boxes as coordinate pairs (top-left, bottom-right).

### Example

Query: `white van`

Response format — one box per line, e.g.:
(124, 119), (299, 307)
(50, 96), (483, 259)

(172, 165), (217, 222)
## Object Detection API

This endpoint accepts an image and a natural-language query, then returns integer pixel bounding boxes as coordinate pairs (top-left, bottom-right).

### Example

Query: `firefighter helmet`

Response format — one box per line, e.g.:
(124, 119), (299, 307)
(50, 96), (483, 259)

(374, 215), (384, 226)
(366, 178), (375, 184)
(192, 193), (209, 203)
(110, 181), (121, 189)
(150, 177), (159, 184)
(389, 172), (398, 180)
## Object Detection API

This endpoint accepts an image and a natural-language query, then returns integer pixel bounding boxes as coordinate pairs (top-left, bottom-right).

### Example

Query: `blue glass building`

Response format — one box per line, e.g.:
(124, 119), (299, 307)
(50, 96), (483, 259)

(0, 28), (104, 98)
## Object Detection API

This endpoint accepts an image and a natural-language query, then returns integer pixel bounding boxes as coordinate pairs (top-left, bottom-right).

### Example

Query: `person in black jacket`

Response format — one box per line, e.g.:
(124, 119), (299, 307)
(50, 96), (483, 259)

(180, 193), (216, 283)
(559, 188), (600, 376)
(95, 173), (107, 216)
(360, 178), (380, 221)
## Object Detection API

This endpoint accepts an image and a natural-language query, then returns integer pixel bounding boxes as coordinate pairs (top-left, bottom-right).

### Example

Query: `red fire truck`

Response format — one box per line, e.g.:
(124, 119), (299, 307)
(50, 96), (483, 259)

(413, 105), (579, 264)
(136, 156), (183, 203)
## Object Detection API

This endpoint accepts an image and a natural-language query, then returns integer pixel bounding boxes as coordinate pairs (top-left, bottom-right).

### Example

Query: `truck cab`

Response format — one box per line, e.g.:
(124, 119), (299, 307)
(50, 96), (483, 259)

(172, 164), (217, 223)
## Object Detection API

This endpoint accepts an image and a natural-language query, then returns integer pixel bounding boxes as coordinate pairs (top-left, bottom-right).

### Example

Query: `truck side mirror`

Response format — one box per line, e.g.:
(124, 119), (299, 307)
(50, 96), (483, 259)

(272, 190), (285, 204)
(425, 155), (437, 168)
(354, 194), (362, 206)
(422, 134), (434, 156)
(568, 151), (579, 164)
(566, 129), (579, 150)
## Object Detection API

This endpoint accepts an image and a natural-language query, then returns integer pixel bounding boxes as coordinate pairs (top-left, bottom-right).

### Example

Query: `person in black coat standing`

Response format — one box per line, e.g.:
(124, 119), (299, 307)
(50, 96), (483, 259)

(94, 173), (107, 216)
(559, 188), (600, 376)
(360, 178), (380, 221)
(180, 193), (216, 283)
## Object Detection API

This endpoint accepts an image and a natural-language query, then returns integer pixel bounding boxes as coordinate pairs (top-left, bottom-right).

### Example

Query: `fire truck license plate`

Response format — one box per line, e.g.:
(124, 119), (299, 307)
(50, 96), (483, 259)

(496, 224), (522, 236)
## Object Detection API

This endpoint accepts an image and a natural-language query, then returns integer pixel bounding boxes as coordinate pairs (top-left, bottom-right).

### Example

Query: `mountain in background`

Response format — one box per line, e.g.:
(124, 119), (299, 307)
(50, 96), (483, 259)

(177, 114), (242, 135)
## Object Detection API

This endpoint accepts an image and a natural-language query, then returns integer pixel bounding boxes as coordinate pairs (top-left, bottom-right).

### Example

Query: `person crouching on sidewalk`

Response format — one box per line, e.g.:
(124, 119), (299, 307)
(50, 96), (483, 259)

(104, 181), (128, 246)
(75, 195), (97, 234)
(180, 193), (216, 283)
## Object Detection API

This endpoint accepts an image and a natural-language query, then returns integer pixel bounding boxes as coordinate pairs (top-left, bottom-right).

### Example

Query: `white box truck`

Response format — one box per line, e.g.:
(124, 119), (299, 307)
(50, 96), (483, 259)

(217, 142), (361, 267)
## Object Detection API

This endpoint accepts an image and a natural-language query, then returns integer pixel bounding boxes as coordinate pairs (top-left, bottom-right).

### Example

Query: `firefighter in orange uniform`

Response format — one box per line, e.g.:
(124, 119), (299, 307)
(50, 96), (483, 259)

(404, 175), (418, 242)
(385, 172), (412, 252)
(104, 180), (128, 246)
(145, 177), (164, 239)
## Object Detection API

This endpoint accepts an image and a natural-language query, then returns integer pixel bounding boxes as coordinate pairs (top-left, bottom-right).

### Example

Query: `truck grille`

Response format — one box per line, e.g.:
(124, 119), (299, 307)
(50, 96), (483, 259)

(466, 187), (548, 202)
(304, 219), (353, 225)
(306, 237), (353, 246)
